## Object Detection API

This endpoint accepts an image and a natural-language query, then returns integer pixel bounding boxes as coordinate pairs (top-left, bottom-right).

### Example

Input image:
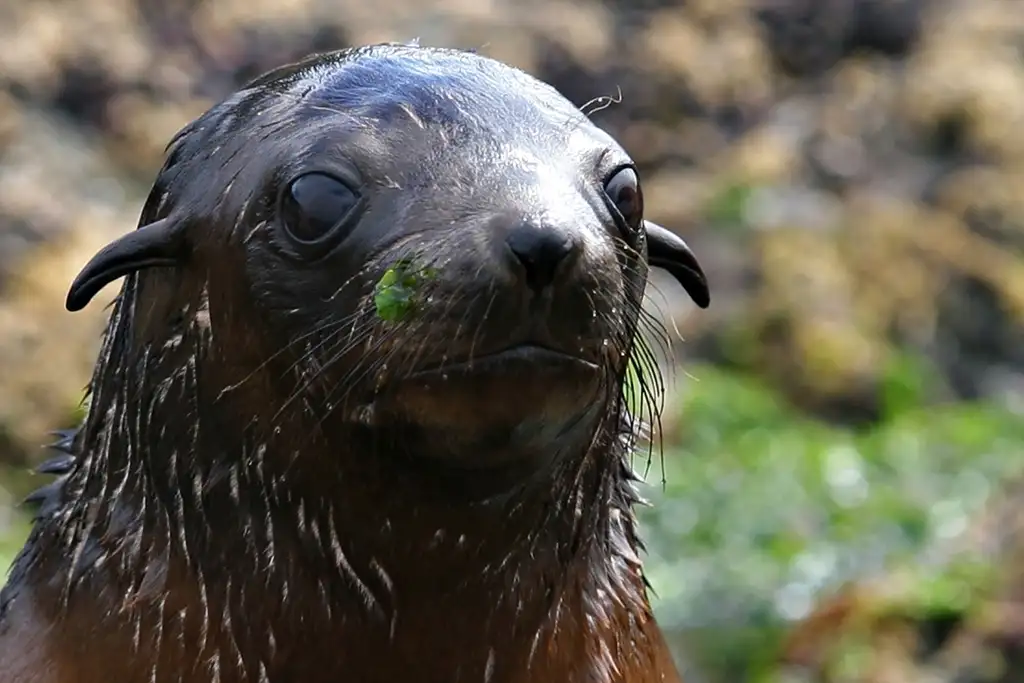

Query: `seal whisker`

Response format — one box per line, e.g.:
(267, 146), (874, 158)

(584, 289), (666, 476)
(269, 319), (385, 431)
(625, 341), (667, 480)
(286, 320), (410, 442)
(216, 317), (355, 401)
(245, 304), (375, 421)
(328, 329), (395, 393)
(467, 288), (499, 366)
(323, 269), (365, 303)
(579, 87), (623, 119)
(638, 307), (674, 361)
(274, 311), (368, 384)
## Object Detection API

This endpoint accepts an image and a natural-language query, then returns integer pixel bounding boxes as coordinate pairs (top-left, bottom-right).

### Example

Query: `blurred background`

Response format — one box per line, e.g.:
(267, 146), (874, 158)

(1, 0), (1023, 680)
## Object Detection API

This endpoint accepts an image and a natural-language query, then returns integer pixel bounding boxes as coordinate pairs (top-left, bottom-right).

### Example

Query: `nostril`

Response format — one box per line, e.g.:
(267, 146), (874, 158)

(505, 224), (578, 292)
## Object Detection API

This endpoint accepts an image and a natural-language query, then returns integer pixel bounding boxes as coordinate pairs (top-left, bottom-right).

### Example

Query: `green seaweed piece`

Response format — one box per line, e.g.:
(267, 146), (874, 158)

(373, 258), (437, 322)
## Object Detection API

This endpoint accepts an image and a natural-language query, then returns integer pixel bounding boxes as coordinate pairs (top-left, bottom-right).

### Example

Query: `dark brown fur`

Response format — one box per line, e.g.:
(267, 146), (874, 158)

(0, 43), (709, 683)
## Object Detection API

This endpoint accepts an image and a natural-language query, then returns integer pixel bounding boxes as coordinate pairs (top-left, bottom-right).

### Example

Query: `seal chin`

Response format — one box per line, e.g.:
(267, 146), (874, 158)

(353, 342), (606, 459)
(404, 343), (600, 380)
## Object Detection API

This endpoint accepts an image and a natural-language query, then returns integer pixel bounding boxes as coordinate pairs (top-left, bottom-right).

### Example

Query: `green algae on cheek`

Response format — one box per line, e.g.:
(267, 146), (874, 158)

(373, 258), (438, 322)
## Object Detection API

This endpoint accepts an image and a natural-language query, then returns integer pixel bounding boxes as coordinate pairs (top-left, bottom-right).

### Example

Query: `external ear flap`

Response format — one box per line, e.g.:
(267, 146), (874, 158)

(66, 217), (188, 312)
(645, 221), (710, 309)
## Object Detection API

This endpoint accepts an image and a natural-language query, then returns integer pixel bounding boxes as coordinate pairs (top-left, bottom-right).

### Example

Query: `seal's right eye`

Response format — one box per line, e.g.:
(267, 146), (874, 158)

(279, 172), (360, 246)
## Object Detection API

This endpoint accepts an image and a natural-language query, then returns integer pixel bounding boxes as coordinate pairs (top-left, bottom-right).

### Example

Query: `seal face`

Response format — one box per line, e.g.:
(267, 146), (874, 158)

(246, 47), (649, 450)
(63, 43), (707, 473)
(5, 43), (710, 683)
(264, 51), (636, 456)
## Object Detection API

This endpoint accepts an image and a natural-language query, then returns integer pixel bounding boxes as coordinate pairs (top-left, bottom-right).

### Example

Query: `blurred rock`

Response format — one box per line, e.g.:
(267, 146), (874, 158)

(0, 101), (136, 463)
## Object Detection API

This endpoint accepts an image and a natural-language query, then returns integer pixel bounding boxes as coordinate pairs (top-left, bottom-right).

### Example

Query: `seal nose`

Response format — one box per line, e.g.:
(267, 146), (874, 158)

(505, 222), (579, 292)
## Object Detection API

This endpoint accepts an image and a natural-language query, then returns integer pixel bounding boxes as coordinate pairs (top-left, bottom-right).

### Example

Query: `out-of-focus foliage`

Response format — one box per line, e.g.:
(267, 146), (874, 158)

(0, 480), (29, 578)
(639, 362), (1024, 682)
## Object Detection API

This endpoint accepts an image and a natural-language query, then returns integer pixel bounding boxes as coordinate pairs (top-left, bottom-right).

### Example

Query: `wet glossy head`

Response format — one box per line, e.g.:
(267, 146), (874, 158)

(65, 44), (710, 473)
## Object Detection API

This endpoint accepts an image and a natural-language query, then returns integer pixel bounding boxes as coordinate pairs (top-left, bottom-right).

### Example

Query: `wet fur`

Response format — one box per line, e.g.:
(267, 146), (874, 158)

(0, 44), (700, 683)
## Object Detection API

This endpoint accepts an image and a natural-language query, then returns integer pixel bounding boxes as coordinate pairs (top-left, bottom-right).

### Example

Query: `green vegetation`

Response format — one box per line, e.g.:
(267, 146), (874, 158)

(373, 257), (439, 322)
(639, 362), (1024, 682)
(705, 180), (756, 231)
(0, 518), (29, 577)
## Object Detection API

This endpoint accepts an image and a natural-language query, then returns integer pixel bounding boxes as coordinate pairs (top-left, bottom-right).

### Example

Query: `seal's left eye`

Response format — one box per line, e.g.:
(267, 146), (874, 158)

(279, 172), (360, 246)
(604, 166), (643, 234)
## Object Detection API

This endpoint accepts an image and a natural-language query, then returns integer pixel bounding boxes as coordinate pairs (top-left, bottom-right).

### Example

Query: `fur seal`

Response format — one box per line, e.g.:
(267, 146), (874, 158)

(0, 43), (709, 683)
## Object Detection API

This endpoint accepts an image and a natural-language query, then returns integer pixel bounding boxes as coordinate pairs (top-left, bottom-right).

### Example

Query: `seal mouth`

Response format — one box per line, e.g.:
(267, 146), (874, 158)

(360, 342), (604, 439)
(405, 343), (599, 380)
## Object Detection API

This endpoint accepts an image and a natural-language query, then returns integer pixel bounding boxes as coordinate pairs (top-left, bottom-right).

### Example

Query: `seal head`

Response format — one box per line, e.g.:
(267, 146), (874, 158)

(64, 45), (708, 480)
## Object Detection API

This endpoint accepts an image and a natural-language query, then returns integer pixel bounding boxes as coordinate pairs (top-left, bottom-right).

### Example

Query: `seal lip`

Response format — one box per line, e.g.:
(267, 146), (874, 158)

(402, 343), (599, 379)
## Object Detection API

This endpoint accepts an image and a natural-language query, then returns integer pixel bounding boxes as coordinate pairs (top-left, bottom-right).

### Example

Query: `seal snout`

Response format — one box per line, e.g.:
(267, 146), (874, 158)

(503, 220), (580, 293)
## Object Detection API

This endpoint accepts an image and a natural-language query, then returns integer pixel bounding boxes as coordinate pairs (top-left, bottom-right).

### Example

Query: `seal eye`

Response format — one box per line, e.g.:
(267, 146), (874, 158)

(279, 172), (360, 246)
(604, 166), (643, 233)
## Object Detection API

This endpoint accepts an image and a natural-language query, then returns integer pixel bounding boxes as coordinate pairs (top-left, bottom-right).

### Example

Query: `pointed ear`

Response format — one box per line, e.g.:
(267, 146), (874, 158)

(66, 217), (188, 312)
(645, 221), (710, 309)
